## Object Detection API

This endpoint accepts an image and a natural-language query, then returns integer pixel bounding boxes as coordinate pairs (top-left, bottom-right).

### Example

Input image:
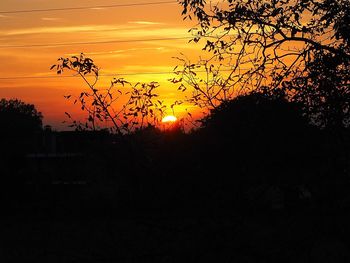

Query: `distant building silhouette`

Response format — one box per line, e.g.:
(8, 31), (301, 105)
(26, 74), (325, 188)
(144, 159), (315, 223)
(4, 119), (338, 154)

(24, 130), (112, 185)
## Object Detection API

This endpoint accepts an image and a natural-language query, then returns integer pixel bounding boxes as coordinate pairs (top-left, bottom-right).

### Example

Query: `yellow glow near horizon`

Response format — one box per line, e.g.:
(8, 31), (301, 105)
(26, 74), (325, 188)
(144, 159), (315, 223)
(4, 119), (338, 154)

(162, 115), (177, 123)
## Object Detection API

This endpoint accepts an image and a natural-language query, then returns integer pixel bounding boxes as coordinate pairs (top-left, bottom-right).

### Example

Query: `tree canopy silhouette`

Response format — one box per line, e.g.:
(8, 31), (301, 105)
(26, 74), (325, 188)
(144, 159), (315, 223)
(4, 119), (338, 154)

(285, 51), (350, 130)
(0, 98), (43, 185)
(194, 91), (318, 192)
(0, 98), (43, 135)
(174, 0), (350, 130)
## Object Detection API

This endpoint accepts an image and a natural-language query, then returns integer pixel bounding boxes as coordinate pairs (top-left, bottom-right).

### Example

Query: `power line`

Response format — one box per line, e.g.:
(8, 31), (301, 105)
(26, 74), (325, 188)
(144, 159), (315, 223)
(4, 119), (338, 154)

(0, 1), (177, 14)
(0, 36), (192, 48)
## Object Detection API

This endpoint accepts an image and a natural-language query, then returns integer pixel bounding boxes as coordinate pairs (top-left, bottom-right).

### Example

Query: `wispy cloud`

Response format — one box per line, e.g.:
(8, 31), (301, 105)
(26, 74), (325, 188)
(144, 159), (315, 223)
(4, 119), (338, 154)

(0, 15), (10, 18)
(120, 65), (174, 73)
(96, 27), (190, 40)
(89, 7), (106, 10)
(41, 17), (61, 21)
(0, 24), (145, 36)
(128, 21), (165, 25)
(66, 47), (166, 57)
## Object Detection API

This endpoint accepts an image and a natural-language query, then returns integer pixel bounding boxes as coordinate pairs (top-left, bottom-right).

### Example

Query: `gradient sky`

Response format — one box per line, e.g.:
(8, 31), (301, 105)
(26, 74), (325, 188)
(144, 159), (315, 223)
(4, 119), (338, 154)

(0, 0), (203, 130)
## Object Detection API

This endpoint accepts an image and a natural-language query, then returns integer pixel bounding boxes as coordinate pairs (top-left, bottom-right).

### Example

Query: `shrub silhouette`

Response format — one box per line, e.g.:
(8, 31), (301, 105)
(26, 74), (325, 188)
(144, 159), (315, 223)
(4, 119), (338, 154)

(0, 98), (43, 135)
(192, 92), (319, 208)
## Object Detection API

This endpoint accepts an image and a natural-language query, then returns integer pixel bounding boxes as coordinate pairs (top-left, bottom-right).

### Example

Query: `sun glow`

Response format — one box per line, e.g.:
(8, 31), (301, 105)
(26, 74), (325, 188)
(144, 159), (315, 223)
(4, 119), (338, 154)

(162, 115), (177, 123)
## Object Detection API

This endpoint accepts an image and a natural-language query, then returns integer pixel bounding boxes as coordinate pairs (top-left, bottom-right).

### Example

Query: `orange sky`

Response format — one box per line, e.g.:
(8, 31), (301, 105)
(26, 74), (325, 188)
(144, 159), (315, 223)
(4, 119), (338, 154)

(0, 0), (204, 130)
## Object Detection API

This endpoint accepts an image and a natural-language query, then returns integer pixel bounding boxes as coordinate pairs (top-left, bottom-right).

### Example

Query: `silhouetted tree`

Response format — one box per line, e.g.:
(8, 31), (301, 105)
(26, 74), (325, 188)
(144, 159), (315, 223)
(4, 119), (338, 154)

(0, 98), (43, 190)
(174, 0), (350, 130)
(0, 98), (43, 135)
(285, 51), (350, 131)
(51, 53), (176, 135)
(192, 91), (319, 208)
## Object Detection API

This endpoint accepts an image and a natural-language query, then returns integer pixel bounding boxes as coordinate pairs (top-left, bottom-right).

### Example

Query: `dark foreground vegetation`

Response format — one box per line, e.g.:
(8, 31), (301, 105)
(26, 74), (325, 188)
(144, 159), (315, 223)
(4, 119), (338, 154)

(1, 93), (350, 262)
(2, 0), (350, 260)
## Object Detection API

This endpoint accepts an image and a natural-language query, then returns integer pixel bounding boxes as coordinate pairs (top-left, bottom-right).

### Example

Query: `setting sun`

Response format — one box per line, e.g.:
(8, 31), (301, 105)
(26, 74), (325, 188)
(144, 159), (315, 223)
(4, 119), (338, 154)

(161, 115), (177, 123)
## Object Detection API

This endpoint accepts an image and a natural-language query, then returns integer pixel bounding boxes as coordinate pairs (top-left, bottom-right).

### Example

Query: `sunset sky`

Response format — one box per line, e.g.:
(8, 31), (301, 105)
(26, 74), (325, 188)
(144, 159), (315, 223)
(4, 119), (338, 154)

(0, 0), (203, 130)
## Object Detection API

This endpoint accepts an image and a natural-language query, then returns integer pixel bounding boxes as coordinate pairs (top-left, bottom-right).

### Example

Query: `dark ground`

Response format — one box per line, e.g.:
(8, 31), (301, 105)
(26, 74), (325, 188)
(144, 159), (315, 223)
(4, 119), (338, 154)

(1, 200), (350, 263)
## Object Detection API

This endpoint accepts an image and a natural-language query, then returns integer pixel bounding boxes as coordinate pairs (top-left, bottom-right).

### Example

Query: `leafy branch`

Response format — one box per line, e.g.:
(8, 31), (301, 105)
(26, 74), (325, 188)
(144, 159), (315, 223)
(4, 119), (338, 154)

(51, 53), (169, 134)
